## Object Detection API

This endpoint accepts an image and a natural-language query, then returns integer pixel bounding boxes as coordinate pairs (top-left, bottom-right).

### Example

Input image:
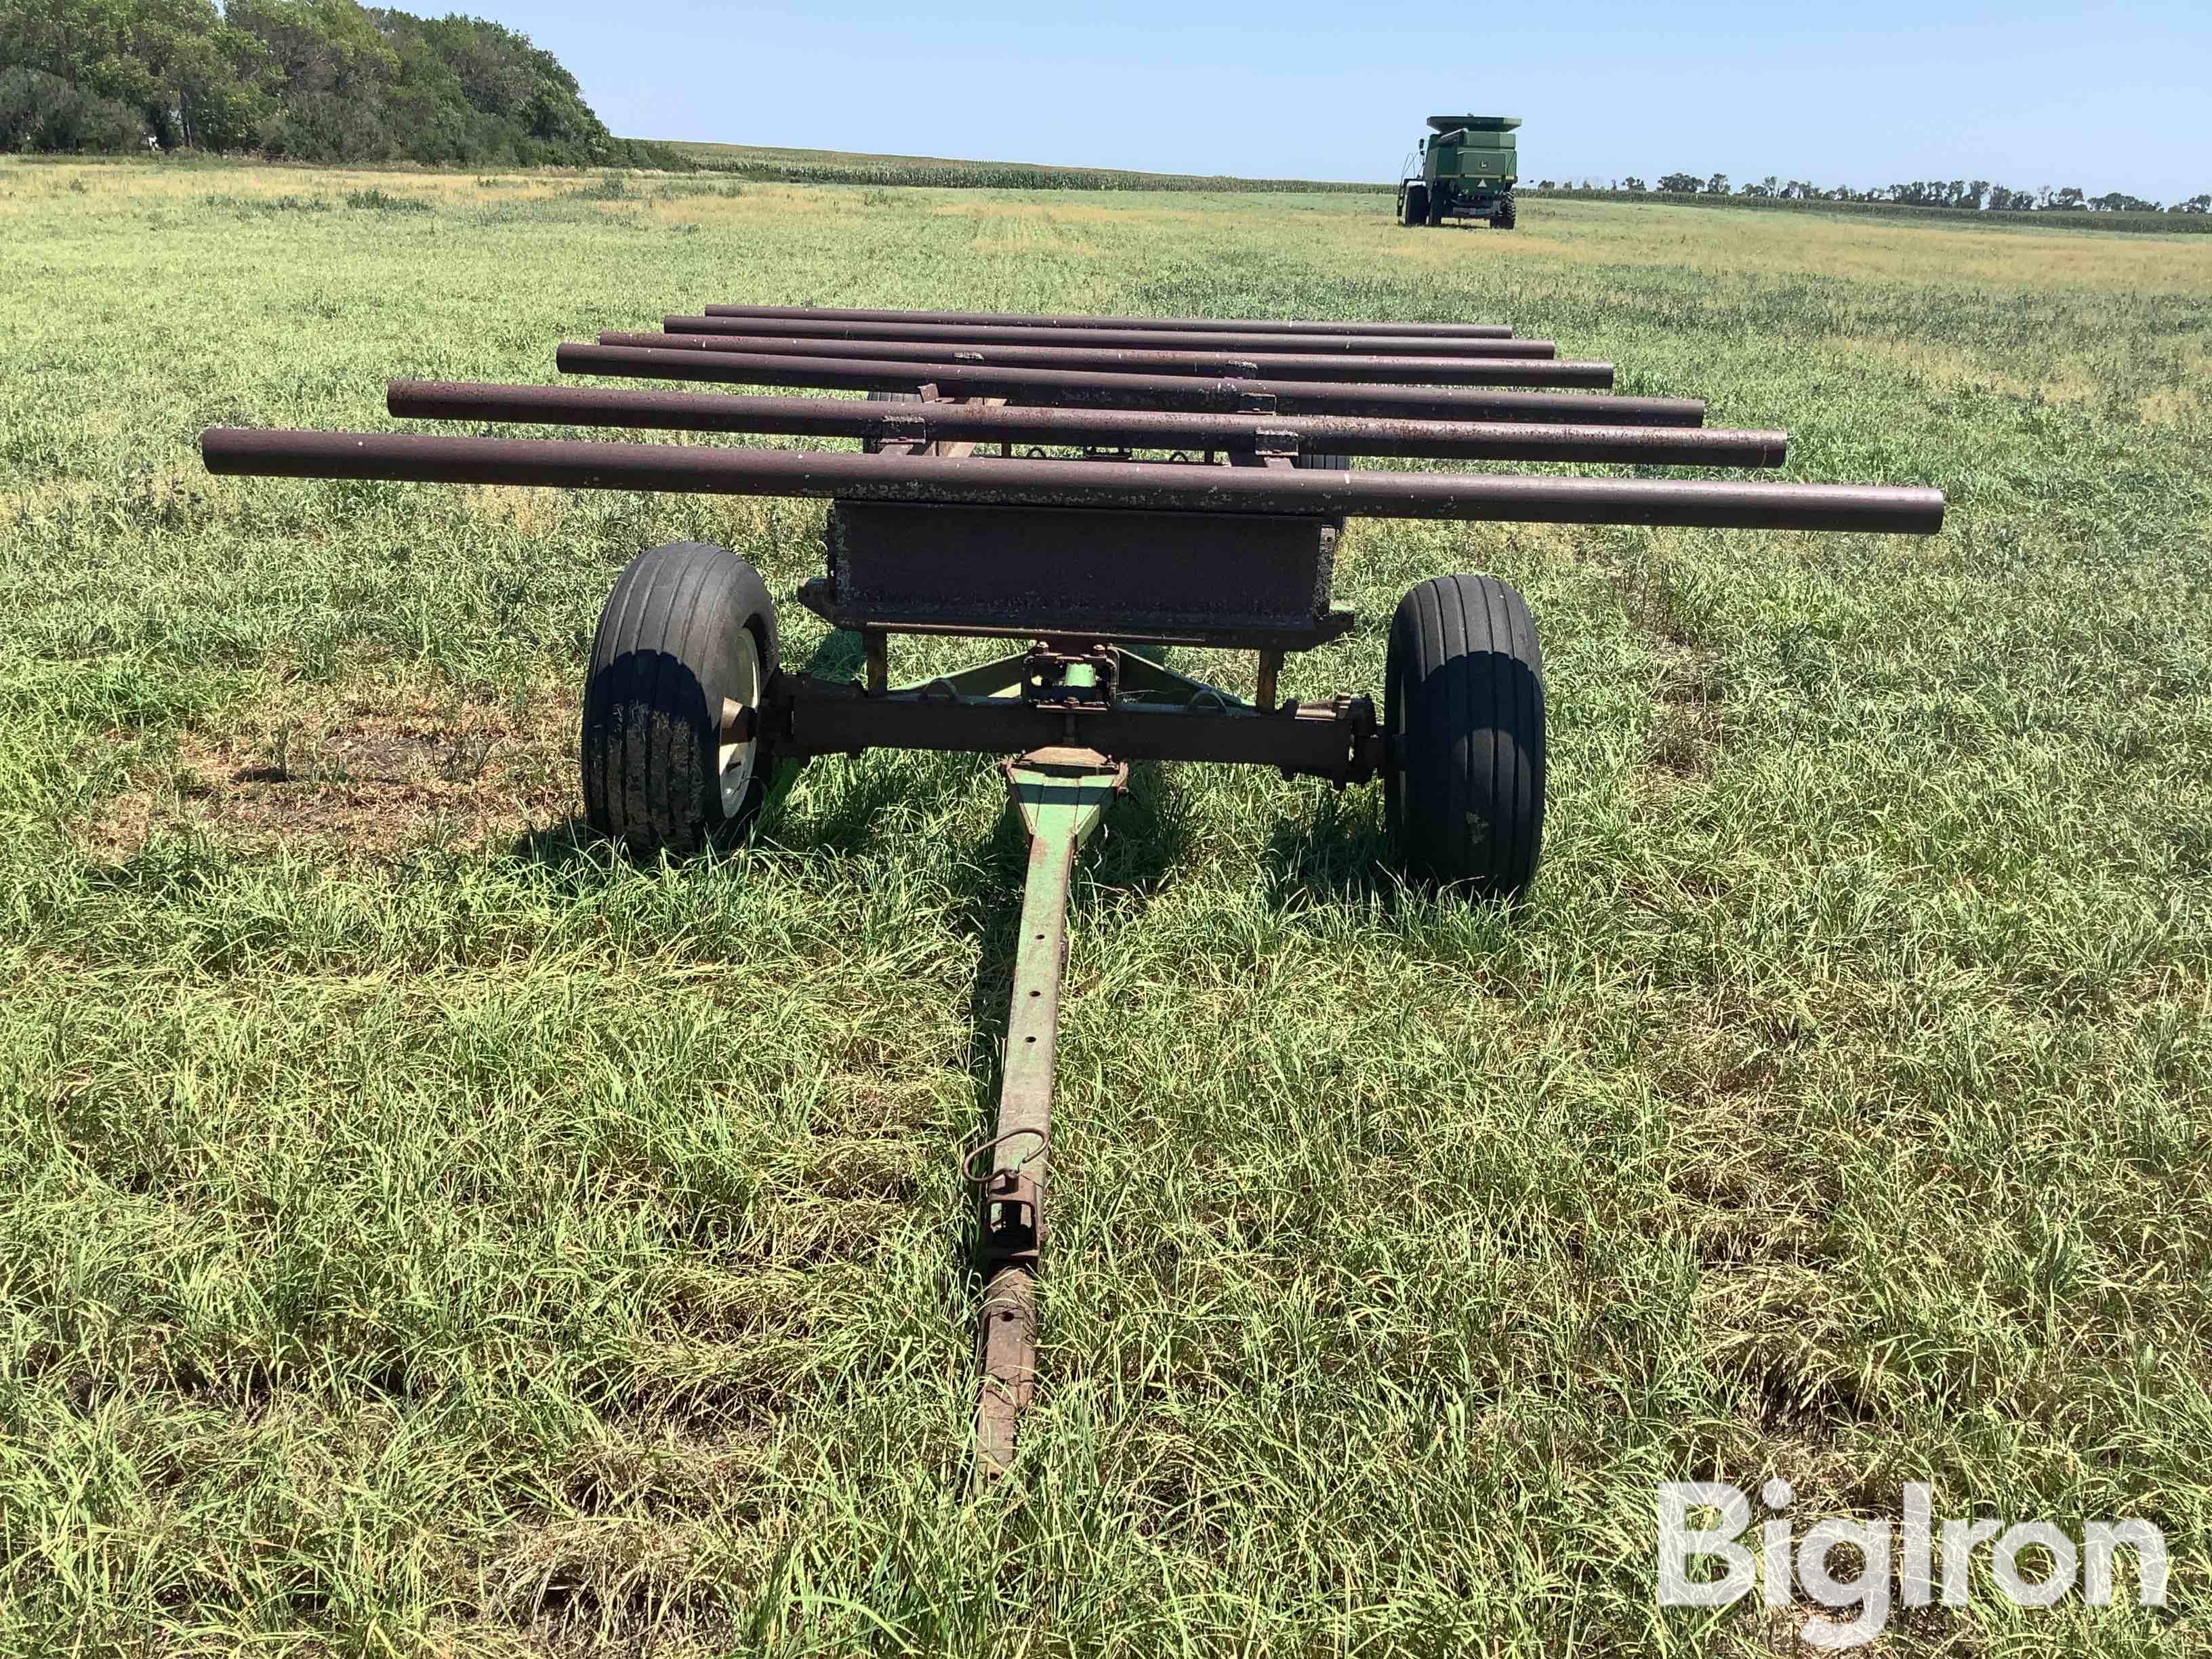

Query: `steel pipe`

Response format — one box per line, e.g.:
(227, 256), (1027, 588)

(703, 303), (1513, 339)
(388, 380), (1788, 467)
(555, 344), (1696, 426)
(663, 314), (1557, 360)
(201, 429), (1943, 533)
(602, 330), (1613, 390)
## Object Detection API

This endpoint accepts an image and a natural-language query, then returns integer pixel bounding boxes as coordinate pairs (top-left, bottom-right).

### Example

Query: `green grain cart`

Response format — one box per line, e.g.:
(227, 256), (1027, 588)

(1398, 115), (1519, 229)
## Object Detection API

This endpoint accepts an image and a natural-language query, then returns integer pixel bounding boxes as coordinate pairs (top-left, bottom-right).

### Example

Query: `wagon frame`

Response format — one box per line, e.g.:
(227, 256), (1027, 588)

(201, 302), (1942, 1478)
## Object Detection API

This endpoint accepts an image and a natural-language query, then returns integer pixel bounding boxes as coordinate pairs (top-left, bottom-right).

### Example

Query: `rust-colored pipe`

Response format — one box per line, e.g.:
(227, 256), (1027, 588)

(553, 345), (1689, 429)
(602, 329), (1613, 390)
(663, 315), (1557, 360)
(388, 380), (1788, 467)
(201, 428), (1944, 533)
(703, 303), (1513, 339)
(556, 344), (1702, 426)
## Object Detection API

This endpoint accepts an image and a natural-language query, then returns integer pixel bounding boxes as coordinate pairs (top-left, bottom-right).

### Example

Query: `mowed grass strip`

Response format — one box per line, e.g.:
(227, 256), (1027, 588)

(2, 161), (2210, 1654)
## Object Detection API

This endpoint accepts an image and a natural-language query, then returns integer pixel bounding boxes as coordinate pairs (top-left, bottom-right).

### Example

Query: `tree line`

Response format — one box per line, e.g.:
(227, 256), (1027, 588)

(0, 0), (685, 167)
(1529, 172), (2209, 216)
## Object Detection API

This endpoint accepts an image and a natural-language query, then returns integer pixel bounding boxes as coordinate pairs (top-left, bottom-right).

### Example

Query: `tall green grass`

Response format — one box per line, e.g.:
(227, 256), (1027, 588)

(1, 166), (2208, 1654)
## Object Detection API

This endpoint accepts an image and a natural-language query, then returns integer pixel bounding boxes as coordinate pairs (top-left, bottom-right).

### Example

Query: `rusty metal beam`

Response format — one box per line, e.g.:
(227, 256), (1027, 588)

(554, 344), (1703, 427)
(385, 381), (1787, 467)
(768, 675), (1378, 781)
(703, 303), (1513, 339)
(970, 747), (1123, 1481)
(599, 329), (1614, 390)
(200, 428), (1945, 532)
(663, 315), (1558, 360)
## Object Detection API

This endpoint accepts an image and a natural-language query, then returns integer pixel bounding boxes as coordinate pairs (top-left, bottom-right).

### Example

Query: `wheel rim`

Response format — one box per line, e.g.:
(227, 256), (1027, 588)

(718, 627), (761, 815)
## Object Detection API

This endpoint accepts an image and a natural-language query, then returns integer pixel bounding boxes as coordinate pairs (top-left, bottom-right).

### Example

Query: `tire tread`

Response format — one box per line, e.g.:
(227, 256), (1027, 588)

(1386, 573), (1544, 895)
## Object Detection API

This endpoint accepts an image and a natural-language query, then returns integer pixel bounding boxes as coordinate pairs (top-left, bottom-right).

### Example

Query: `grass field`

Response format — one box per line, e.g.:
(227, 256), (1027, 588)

(1520, 188), (2212, 239)
(3, 161), (2211, 1654)
(661, 140), (1377, 192)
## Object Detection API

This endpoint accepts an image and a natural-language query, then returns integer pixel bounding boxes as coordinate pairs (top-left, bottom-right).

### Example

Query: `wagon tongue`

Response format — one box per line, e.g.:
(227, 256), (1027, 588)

(972, 745), (1125, 1479)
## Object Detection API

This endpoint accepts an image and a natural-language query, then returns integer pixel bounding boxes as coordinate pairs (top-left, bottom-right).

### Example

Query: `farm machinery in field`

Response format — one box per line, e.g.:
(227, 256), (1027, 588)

(1399, 115), (1521, 228)
(202, 300), (1942, 1477)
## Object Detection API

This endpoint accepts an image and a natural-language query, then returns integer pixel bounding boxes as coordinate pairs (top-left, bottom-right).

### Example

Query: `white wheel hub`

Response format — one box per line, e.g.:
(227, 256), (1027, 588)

(718, 628), (762, 815)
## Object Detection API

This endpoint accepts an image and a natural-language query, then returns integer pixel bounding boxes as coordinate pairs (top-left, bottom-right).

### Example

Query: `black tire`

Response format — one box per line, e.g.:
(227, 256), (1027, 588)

(581, 541), (780, 857)
(1491, 195), (1517, 230)
(1385, 574), (1544, 897)
(1425, 192), (1445, 228)
(861, 386), (923, 453)
(1401, 185), (1428, 227)
(1294, 450), (1353, 472)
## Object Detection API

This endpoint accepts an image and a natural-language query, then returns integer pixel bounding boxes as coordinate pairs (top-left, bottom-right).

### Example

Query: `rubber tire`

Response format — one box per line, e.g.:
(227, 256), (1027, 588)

(1401, 185), (1428, 227)
(581, 541), (780, 857)
(1425, 193), (1445, 227)
(861, 386), (923, 453)
(1385, 574), (1544, 897)
(1491, 195), (1517, 230)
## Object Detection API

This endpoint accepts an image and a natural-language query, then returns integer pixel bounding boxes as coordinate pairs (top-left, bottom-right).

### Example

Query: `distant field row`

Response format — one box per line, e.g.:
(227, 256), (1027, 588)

(663, 138), (1381, 192)
(1524, 186), (2212, 235)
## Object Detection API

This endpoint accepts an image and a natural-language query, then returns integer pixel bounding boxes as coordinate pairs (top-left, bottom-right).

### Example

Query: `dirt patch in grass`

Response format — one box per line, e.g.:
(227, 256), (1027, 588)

(91, 681), (579, 859)
(1645, 654), (1727, 782)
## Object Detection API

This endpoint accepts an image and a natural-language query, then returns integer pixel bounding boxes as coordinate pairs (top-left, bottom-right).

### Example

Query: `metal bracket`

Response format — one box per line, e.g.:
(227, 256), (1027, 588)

(1022, 642), (1118, 708)
(977, 1169), (1043, 1269)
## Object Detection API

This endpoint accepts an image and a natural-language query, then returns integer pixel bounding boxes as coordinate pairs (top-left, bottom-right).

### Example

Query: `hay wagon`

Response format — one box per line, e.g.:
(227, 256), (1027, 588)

(203, 300), (1942, 1474)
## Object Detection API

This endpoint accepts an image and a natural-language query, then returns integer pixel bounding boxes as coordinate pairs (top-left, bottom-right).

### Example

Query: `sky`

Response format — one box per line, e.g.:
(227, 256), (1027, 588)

(473, 1), (2209, 202)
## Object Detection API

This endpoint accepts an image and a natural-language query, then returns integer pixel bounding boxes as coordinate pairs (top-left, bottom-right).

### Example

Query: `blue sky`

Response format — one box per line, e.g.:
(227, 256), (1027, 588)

(480, 1), (2209, 201)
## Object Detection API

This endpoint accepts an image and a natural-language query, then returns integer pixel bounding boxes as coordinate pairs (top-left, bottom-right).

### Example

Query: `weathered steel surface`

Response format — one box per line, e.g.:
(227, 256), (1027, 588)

(703, 303), (1513, 339)
(386, 380), (1786, 466)
(662, 314), (1559, 360)
(822, 501), (1340, 645)
(766, 675), (1380, 783)
(554, 344), (1703, 426)
(970, 750), (1123, 1479)
(202, 429), (1945, 533)
(600, 329), (1615, 389)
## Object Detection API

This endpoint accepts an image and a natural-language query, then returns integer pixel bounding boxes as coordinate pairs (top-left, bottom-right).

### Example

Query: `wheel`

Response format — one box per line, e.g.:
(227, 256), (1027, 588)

(1491, 195), (1517, 230)
(1425, 192), (1445, 227)
(1294, 449), (1353, 472)
(1385, 574), (1544, 897)
(861, 386), (923, 453)
(581, 541), (780, 857)
(1399, 185), (1428, 227)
